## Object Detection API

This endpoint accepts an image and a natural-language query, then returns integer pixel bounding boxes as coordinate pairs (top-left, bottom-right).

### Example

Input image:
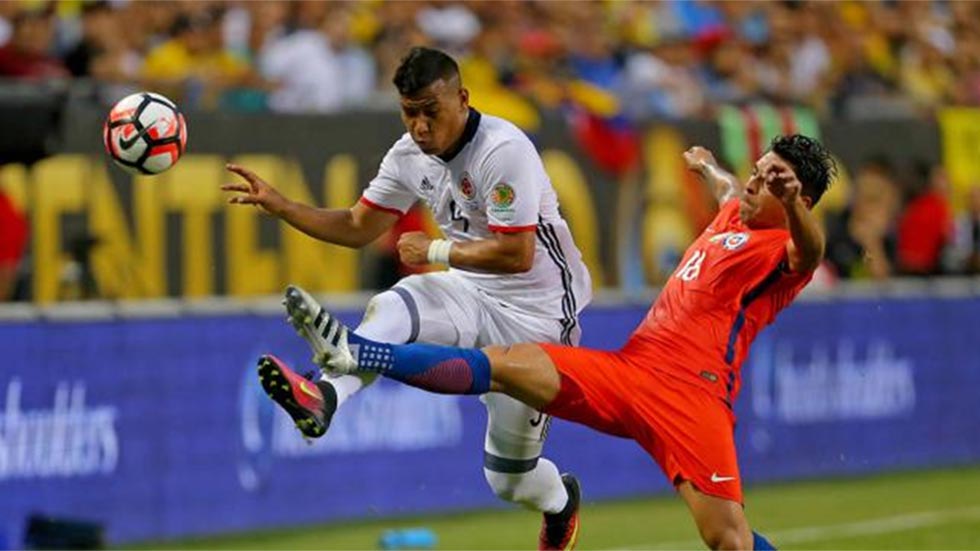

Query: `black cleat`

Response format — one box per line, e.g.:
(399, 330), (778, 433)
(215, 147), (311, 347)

(539, 473), (581, 550)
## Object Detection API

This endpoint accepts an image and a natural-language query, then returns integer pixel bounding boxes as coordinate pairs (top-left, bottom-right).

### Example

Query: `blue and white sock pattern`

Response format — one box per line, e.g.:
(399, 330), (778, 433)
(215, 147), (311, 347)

(346, 332), (491, 395)
(350, 339), (395, 372)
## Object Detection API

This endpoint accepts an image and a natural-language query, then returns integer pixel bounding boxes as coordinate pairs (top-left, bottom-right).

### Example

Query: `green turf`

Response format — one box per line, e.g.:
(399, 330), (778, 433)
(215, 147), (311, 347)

(136, 466), (980, 550)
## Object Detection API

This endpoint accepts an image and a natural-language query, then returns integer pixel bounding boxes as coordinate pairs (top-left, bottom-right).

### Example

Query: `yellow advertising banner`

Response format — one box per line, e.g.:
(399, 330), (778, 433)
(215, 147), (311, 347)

(939, 108), (980, 210)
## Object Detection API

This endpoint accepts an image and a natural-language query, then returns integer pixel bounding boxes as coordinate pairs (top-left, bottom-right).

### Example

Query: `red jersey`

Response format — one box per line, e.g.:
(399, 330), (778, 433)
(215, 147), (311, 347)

(625, 199), (812, 405)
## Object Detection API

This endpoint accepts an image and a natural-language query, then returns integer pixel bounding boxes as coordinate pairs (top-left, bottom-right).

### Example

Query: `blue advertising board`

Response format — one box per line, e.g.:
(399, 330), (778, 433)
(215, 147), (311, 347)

(1, 295), (978, 545)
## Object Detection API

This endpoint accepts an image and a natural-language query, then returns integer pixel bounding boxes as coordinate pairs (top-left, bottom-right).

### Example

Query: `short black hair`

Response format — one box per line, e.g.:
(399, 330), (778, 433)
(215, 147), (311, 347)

(769, 134), (836, 205)
(393, 47), (460, 97)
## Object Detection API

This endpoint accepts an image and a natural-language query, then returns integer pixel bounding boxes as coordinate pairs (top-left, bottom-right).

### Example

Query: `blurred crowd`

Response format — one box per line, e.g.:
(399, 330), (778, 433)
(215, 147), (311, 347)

(822, 159), (980, 282)
(0, 0), (979, 119)
(2, 0), (980, 301)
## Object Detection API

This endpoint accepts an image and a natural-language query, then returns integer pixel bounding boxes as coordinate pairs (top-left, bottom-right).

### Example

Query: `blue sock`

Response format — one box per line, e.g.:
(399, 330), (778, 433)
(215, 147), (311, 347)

(347, 332), (491, 395)
(752, 531), (776, 550)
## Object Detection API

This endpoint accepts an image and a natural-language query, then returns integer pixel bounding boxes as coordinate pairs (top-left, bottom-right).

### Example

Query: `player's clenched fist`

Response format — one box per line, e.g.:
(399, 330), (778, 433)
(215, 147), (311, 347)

(397, 231), (433, 266)
(223, 164), (290, 216)
(764, 164), (802, 206)
(683, 146), (719, 173)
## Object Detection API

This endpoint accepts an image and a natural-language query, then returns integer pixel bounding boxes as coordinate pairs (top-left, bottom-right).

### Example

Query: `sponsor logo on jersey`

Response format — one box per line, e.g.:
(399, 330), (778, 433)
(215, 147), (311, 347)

(490, 182), (516, 207)
(488, 182), (517, 222)
(710, 231), (749, 251)
(699, 370), (719, 383)
(710, 472), (736, 483)
(420, 176), (434, 192)
(459, 172), (475, 200)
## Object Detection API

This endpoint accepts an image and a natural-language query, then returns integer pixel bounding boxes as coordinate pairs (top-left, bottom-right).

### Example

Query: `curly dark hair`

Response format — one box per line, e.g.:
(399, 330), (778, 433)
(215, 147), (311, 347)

(392, 47), (460, 97)
(769, 134), (837, 205)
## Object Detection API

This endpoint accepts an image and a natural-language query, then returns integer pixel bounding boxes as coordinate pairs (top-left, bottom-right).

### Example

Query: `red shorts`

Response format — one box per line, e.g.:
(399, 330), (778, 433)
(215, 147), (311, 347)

(539, 343), (743, 503)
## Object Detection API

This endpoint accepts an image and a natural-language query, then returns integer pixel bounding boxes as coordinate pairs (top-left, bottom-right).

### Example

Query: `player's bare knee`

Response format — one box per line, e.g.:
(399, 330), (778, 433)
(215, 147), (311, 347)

(481, 344), (534, 380)
(483, 343), (537, 360)
(482, 345), (519, 384)
(481, 345), (510, 362)
(699, 525), (752, 551)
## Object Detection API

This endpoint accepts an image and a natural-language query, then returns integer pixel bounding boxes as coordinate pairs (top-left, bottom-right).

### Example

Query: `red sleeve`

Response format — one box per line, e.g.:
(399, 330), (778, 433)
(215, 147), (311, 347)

(0, 193), (28, 265)
(488, 224), (537, 233)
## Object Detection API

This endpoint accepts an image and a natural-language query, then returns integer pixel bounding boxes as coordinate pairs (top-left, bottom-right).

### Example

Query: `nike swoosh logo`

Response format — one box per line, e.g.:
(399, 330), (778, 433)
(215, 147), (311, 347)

(298, 381), (320, 400)
(710, 473), (736, 483)
(119, 120), (157, 149)
(529, 412), (544, 427)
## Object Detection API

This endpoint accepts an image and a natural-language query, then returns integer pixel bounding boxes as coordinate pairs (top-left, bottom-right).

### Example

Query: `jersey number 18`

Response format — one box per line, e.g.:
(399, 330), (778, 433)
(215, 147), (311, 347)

(676, 250), (706, 282)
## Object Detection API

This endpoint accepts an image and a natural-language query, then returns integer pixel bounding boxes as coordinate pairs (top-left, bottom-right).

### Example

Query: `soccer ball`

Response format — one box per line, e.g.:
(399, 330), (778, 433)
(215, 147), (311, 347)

(103, 92), (187, 175)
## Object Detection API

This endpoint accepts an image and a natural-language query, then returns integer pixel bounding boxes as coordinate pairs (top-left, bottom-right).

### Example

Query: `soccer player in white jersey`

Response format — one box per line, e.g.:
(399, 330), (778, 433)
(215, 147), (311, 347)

(223, 47), (591, 550)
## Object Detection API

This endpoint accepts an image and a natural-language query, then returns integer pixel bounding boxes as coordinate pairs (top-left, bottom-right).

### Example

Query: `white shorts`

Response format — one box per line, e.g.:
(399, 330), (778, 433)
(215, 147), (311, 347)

(389, 271), (582, 471)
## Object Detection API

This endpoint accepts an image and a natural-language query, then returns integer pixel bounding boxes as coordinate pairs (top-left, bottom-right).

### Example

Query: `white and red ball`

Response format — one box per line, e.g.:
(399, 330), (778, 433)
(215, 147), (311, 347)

(103, 92), (187, 175)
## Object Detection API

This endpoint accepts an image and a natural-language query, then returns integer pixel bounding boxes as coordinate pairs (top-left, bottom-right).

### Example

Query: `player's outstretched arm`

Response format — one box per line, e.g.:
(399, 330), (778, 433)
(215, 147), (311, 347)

(684, 146), (743, 204)
(396, 230), (535, 274)
(767, 166), (825, 273)
(223, 164), (399, 248)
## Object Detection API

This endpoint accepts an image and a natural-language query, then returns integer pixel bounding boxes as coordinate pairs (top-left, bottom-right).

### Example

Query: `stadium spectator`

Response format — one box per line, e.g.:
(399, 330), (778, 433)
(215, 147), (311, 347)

(258, 1), (348, 113)
(621, 37), (705, 120)
(0, 0), (973, 118)
(787, 4), (833, 104)
(950, 186), (980, 275)
(0, 1), (18, 47)
(896, 164), (953, 276)
(141, 8), (261, 110)
(826, 30), (899, 118)
(323, 5), (377, 106)
(64, 1), (110, 78)
(0, 187), (27, 301)
(63, 1), (140, 103)
(825, 159), (899, 280)
(698, 39), (764, 106)
(0, 5), (68, 79)
(900, 36), (956, 111)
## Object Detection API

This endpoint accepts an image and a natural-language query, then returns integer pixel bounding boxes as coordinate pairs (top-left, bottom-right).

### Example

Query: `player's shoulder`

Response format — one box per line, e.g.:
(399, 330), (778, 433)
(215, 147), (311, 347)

(478, 113), (527, 138)
(474, 114), (535, 152)
(706, 199), (741, 231)
(385, 133), (422, 159)
(471, 114), (538, 170)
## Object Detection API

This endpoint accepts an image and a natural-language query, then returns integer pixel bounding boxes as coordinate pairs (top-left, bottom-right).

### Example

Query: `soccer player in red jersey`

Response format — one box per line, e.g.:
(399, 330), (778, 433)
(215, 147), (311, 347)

(283, 134), (835, 550)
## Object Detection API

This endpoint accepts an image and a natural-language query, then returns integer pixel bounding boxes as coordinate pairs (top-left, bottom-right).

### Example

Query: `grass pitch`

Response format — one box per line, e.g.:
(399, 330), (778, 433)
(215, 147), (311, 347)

(140, 466), (980, 550)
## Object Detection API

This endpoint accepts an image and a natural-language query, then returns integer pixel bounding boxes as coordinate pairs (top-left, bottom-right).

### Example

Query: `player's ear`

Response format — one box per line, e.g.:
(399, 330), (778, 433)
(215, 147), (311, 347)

(801, 195), (813, 209)
(459, 87), (469, 109)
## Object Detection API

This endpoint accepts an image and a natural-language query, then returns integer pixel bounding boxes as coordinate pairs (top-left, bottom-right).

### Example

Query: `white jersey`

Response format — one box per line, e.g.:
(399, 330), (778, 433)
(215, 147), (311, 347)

(361, 110), (592, 328)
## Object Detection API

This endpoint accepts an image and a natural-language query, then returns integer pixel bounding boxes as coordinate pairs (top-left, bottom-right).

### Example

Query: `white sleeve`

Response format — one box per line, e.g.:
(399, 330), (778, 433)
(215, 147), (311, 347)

(361, 141), (416, 215)
(480, 140), (542, 232)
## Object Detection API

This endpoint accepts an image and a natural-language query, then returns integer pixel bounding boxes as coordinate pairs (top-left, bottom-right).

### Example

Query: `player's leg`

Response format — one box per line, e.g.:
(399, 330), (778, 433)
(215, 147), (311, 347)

(260, 286), (410, 438)
(480, 393), (567, 510)
(270, 277), (475, 438)
(482, 392), (581, 550)
(677, 483), (754, 550)
(311, 299), (559, 403)
(323, 274), (478, 404)
(315, 289), (413, 412)
(677, 484), (776, 549)
(631, 370), (774, 550)
(314, 302), (628, 431)
(477, 307), (582, 549)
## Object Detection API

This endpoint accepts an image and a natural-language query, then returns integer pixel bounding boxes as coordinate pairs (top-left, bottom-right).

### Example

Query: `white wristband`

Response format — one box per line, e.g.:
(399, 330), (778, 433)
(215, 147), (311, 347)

(426, 239), (453, 265)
